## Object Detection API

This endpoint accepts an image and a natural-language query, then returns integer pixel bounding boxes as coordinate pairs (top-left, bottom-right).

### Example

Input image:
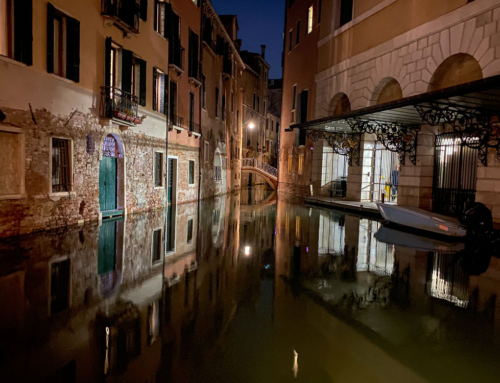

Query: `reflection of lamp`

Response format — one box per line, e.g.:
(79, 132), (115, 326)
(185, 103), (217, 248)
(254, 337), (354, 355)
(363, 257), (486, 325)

(244, 246), (251, 256)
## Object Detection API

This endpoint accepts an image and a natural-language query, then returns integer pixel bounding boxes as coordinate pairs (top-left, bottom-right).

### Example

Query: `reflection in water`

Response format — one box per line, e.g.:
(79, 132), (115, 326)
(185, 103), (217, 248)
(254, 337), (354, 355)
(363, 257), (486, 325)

(1, 194), (500, 382)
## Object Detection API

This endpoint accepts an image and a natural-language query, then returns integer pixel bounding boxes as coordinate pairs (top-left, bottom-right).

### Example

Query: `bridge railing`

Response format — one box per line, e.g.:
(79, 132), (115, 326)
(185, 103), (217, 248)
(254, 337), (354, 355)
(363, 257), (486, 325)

(242, 158), (278, 178)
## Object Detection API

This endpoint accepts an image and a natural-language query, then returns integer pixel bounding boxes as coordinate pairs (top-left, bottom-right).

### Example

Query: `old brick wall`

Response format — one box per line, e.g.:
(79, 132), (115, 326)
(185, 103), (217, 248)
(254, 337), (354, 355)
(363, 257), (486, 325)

(0, 106), (169, 238)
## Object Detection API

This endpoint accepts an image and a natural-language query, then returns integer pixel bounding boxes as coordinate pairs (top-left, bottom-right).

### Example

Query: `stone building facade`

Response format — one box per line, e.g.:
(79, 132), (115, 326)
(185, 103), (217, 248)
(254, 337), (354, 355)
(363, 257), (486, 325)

(0, 0), (272, 238)
(280, 0), (500, 221)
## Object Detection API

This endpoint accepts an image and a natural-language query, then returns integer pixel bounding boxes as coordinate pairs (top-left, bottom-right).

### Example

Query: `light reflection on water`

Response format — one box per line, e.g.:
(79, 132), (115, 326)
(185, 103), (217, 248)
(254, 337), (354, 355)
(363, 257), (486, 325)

(0, 193), (499, 382)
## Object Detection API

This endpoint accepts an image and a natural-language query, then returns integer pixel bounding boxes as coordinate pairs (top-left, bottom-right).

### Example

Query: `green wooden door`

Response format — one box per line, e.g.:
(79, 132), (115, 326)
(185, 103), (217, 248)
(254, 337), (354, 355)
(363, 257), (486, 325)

(98, 220), (116, 275)
(99, 157), (117, 212)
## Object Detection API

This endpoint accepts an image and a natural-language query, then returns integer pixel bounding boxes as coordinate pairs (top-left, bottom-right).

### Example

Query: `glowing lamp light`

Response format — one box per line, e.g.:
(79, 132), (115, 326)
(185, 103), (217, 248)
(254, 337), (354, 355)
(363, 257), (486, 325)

(306, 247), (309, 252)
(248, 123), (255, 129)
(310, 147), (314, 150)
(244, 246), (251, 256)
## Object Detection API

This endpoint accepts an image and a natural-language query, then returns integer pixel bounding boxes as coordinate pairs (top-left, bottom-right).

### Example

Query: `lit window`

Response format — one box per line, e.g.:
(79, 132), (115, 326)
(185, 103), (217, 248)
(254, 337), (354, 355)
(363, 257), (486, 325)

(155, 0), (166, 36)
(47, 4), (80, 81)
(298, 154), (304, 174)
(296, 216), (301, 239)
(1, 0), (32, 65)
(288, 155), (293, 174)
(153, 68), (166, 114)
(307, 6), (313, 34)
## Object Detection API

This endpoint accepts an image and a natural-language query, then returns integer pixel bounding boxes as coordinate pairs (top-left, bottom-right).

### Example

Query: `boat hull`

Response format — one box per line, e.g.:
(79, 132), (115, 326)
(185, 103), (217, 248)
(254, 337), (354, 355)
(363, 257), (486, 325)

(376, 203), (467, 238)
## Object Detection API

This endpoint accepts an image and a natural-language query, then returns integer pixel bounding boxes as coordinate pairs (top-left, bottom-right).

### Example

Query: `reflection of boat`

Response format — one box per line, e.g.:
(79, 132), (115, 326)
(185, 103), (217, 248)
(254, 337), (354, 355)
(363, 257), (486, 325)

(375, 226), (465, 253)
(376, 203), (467, 238)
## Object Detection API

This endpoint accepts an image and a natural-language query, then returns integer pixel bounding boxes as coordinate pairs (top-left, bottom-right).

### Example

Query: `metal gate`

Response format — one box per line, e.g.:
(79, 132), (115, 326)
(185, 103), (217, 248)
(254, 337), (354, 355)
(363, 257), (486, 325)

(433, 133), (478, 215)
(372, 143), (399, 203)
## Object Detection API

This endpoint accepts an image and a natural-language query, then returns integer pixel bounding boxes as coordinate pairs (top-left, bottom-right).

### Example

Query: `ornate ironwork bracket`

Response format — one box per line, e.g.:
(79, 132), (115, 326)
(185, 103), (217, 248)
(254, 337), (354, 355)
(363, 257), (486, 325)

(346, 119), (420, 165)
(415, 104), (500, 166)
(305, 130), (361, 166)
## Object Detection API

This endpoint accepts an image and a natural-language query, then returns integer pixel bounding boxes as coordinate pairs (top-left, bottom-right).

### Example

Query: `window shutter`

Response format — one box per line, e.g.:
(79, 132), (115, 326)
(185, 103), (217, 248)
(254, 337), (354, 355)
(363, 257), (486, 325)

(139, 59), (147, 106)
(164, 3), (172, 39)
(105, 37), (112, 87)
(140, 0), (148, 21)
(14, 0), (33, 65)
(152, 68), (158, 111)
(66, 17), (80, 82)
(163, 74), (168, 115)
(300, 91), (308, 123)
(121, 49), (133, 94)
(46, 3), (55, 73)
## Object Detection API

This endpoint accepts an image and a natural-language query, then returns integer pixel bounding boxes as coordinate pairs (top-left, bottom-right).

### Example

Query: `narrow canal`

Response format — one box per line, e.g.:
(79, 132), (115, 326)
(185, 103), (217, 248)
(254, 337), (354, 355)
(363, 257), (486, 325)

(1, 187), (500, 382)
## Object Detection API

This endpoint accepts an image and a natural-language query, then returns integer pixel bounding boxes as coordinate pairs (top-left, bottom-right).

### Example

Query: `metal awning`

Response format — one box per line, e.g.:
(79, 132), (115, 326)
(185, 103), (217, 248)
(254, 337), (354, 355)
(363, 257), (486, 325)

(288, 74), (500, 133)
(288, 74), (500, 166)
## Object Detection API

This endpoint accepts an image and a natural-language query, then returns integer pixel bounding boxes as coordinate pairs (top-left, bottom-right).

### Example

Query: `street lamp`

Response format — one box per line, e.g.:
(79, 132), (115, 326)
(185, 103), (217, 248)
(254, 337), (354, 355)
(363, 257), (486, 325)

(244, 120), (255, 148)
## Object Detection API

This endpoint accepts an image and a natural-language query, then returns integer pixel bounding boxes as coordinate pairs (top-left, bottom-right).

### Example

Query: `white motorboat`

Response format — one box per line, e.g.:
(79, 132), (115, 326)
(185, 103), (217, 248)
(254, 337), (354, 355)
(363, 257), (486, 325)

(376, 203), (467, 238)
(374, 226), (466, 253)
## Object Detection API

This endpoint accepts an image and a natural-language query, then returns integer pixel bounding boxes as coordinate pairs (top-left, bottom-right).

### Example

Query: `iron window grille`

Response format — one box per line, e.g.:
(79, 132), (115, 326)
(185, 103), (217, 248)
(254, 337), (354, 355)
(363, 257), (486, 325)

(52, 138), (71, 192)
(154, 152), (163, 187)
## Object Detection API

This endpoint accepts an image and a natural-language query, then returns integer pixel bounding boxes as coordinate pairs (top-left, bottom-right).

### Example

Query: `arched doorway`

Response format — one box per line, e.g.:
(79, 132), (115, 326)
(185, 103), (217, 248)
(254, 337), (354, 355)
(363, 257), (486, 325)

(429, 54), (483, 214)
(99, 134), (124, 217)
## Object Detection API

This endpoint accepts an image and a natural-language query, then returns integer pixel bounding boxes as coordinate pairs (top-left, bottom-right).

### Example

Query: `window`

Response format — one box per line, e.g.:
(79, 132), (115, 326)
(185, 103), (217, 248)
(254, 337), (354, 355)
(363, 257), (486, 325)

(340, 0), (353, 27)
(154, 152), (163, 187)
(231, 91), (234, 112)
(0, 129), (24, 198)
(296, 21), (300, 45)
(288, 155), (293, 174)
(297, 89), (309, 123)
(47, 3), (80, 82)
(50, 259), (70, 315)
(307, 6), (313, 34)
(236, 110), (239, 132)
(188, 160), (195, 184)
(222, 93), (226, 121)
(288, 29), (293, 52)
(52, 138), (71, 192)
(292, 85), (297, 110)
(295, 216), (301, 239)
(201, 74), (206, 109)
(253, 93), (256, 110)
(263, 100), (266, 113)
(298, 154), (304, 174)
(215, 87), (219, 117)
(276, 122), (280, 132)
(132, 56), (147, 106)
(187, 218), (193, 242)
(257, 96), (260, 113)
(214, 164), (221, 180)
(153, 68), (166, 114)
(189, 92), (195, 131)
(204, 141), (209, 162)
(152, 229), (162, 264)
(169, 80), (177, 122)
(318, 0), (322, 23)
(188, 29), (199, 79)
(155, 0), (167, 36)
(0, 0), (32, 65)
(266, 118), (269, 130)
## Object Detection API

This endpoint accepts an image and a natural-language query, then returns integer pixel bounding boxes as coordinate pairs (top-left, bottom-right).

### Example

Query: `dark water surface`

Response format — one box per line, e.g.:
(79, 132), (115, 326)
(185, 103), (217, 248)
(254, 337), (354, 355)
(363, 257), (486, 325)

(1, 187), (500, 382)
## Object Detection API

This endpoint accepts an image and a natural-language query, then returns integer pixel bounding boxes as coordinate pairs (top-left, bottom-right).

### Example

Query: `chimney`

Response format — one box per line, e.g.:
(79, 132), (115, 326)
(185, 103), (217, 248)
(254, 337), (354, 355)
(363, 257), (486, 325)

(261, 45), (266, 59)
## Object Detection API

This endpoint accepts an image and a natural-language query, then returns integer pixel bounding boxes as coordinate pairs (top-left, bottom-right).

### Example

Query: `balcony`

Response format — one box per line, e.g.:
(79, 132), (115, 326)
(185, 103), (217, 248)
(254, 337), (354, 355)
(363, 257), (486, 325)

(169, 44), (184, 74)
(188, 121), (201, 138)
(188, 60), (201, 86)
(168, 115), (184, 133)
(101, 0), (140, 34)
(100, 86), (142, 125)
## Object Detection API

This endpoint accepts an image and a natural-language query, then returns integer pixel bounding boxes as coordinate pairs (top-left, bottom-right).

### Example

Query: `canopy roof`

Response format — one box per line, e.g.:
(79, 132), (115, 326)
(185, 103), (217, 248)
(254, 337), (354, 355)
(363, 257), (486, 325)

(288, 74), (500, 133)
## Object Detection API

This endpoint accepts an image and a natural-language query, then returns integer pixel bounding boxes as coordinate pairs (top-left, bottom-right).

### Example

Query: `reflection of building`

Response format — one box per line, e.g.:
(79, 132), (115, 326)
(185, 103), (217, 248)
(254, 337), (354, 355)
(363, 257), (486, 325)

(275, 200), (500, 381)
(280, 0), (500, 221)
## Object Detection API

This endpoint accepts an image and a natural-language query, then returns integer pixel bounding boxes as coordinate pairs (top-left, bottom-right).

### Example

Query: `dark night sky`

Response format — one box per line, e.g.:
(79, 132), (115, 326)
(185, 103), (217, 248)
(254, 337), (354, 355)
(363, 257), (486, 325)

(211, 0), (285, 79)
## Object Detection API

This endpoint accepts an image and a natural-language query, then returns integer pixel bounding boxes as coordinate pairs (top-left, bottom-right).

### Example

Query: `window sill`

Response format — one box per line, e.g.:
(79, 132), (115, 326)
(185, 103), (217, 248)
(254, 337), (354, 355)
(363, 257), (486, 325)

(188, 183), (196, 187)
(0, 193), (27, 201)
(49, 191), (76, 200)
(0, 54), (27, 68)
(154, 186), (165, 190)
(49, 73), (77, 85)
(155, 31), (168, 42)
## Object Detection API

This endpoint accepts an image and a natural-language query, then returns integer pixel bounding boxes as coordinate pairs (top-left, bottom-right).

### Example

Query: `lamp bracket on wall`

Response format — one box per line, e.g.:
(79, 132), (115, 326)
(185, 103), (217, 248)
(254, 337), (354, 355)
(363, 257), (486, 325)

(305, 130), (361, 166)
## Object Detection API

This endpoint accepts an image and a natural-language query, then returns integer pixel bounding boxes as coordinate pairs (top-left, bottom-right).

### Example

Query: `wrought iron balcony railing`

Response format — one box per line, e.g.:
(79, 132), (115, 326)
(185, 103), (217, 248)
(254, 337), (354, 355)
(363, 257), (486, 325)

(169, 44), (184, 71)
(100, 86), (141, 124)
(188, 60), (201, 82)
(101, 0), (140, 33)
(188, 120), (201, 134)
(169, 114), (184, 128)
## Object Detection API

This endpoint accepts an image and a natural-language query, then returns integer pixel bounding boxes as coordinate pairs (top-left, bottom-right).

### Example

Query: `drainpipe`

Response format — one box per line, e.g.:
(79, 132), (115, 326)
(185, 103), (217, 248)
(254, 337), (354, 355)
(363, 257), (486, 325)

(277, 0), (288, 196)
